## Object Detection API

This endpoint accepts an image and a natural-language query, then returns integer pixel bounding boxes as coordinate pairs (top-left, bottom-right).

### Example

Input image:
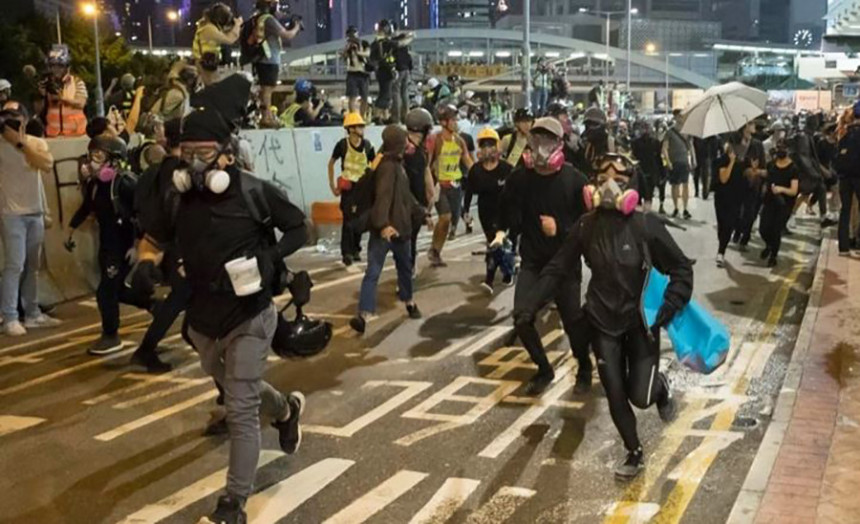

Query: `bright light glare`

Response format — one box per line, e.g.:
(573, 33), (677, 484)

(469, 51), (484, 57)
(645, 43), (657, 53)
(81, 2), (97, 16)
(631, 8), (639, 14)
(448, 50), (463, 57)
(167, 10), (179, 21)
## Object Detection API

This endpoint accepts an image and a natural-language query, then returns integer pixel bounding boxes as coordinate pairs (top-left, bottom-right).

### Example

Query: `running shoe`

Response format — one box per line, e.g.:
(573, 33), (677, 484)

(341, 255), (353, 267)
(130, 347), (173, 373)
(199, 495), (246, 524)
(87, 335), (124, 356)
(349, 315), (366, 334)
(658, 205), (666, 215)
(760, 248), (771, 260)
(24, 313), (61, 329)
(447, 230), (456, 241)
(716, 254), (726, 268)
(672, 209), (679, 218)
(427, 248), (447, 268)
(574, 358), (593, 394)
(525, 370), (555, 396)
(273, 392), (305, 455)
(682, 210), (692, 220)
(480, 282), (494, 295)
(656, 373), (677, 423)
(406, 303), (422, 319)
(614, 447), (644, 480)
(4, 320), (26, 337)
(767, 257), (778, 268)
(502, 273), (515, 287)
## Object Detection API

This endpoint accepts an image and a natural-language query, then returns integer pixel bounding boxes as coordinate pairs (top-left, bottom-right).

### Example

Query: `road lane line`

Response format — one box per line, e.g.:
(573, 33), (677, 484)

(0, 415), (46, 437)
(305, 380), (433, 438)
(245, 458), (355, 524)
(94, 390), (218, 442)
(322, 470), (428, 524)
(464, 486), (536, 524)
(457, 326), (512, 357)
(0, 347), (135, 397)
(408, 477), (481, 524)
(115, 450), (283, 524)
(112, 377), (210, 409)
(83, 361), (200, 406)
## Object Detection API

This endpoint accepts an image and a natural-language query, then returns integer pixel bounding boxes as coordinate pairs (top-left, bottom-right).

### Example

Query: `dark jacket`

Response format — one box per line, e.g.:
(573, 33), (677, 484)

(371, 154), (420, 236)
(524, 210), (693, 337)
(835, 124), (860, 179)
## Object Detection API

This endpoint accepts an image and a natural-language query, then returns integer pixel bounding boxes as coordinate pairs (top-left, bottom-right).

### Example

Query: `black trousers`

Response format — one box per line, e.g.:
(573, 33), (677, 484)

(593, 325), (664, 451)
(137, 272), (192, 356)
(838, 178), (860, 252)
(735, 183), (763, 245)
(513, 265), (590, 375)
(693, 161), (710, 199)
(715, 192), (743, 255)
(759, 198), (793, 259)
(340, 189), (363, 258)
(97, 248), (152, 336)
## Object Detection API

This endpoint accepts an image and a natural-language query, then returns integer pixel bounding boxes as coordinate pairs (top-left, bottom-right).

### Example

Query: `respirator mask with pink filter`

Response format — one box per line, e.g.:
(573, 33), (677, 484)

(583, 154), (640, 215)
(87, 149), (118, 182)
(523, 132), (565, 172)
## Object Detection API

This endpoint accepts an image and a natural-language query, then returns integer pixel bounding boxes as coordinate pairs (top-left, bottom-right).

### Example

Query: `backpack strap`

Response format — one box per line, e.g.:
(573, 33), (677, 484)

(239, 171), (273, 233)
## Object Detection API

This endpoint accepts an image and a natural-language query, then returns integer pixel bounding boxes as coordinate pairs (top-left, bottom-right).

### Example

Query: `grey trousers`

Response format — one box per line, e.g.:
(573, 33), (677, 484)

(188, 304), (288, 501)
(391, 70), (411, 124)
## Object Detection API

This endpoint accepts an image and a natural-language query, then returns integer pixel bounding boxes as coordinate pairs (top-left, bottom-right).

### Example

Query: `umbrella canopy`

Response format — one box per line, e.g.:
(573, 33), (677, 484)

(679, 82), (768, 139)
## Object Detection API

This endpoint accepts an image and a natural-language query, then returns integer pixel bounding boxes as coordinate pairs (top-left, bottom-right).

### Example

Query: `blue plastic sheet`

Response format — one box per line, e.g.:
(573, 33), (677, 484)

(643, 268), (731, 374)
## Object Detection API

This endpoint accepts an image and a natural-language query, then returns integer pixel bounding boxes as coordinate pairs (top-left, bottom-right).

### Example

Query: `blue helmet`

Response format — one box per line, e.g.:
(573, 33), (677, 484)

(294, 78), (313, 95)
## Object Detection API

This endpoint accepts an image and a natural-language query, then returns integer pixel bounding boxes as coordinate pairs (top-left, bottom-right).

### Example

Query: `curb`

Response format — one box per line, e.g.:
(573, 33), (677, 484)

(725, 236), (831, 524)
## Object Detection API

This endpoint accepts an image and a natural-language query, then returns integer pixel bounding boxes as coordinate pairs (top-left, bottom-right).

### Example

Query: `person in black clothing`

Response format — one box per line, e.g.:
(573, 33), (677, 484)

(131, 101), (309, 524)
(733, 121), (767, 251)
(759, 139), (799, 267)
(790, 115), (837, 228)
(692, 136), (716, 200)
(516, 154), (692, 480)
(457, 129), (477, 237)
(68, 135), (152, 356)
(631, 121), (665, 211)
(834, 104), (860, 255)
(464, 127), (514, 294)
(391, 38), (413, 124)
(713, 136), (747, 268)
(574, 106), (614, 179)
(498, 117), (592, 396)
(403, 108), (436, 275)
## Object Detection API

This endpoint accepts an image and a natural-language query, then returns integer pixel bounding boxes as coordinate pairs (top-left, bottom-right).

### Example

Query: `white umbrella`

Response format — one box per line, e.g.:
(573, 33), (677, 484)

(679, 82), (768, 139)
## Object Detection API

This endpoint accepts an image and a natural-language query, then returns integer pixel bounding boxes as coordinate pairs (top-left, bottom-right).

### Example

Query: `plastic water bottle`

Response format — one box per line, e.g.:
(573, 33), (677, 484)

(315, 230), (339, 254)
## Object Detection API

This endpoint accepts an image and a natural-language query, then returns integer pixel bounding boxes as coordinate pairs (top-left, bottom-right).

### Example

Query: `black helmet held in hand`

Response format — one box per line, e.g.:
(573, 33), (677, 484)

(271, 313), (333, 359)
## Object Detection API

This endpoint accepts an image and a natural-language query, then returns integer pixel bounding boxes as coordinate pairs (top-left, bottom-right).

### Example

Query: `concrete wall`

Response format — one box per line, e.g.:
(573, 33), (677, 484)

(1, 123), (479, 306)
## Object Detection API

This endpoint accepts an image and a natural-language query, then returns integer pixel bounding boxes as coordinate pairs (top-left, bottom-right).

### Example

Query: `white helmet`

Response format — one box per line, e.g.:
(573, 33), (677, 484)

(0, 79), (11, 92)
(427, 77), (440, 89)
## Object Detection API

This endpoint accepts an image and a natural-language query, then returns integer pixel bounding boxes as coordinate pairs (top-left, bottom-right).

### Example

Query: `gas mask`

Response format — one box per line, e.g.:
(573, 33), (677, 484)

(583, 156), (639, 215)
(477, 138), (499, 162)
(94, 162), (118, 183)
(173, 145), (231, 194)
(523, 133), (565, 172)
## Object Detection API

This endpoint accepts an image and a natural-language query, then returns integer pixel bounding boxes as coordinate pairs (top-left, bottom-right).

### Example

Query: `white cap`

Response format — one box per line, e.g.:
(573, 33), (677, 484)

(0, 79), (11, 91)
(427, 77), (439, 89)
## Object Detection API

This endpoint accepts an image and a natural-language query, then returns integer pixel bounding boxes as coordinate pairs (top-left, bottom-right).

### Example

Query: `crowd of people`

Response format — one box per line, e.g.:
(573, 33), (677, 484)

(4, 9), (860, 524)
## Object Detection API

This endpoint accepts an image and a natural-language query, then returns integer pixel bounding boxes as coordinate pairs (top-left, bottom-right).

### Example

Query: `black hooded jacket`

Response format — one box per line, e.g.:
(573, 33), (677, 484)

(523, 210), (693, 337)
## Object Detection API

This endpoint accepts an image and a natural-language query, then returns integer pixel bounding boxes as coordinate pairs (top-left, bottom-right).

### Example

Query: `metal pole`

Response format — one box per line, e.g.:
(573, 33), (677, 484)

(56, 10), (62, 45)
(147, 16), (153, 52)
(665, 53), (670, 113)
(626, 0), (632, 92)
(605, 13), (610, 85)
(93, 14), (104, 117)
(524, 0), (532, 109)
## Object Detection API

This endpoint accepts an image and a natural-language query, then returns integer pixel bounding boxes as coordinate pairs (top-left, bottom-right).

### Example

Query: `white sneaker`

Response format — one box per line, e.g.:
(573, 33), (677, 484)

(24, 313), (62, 329)
(4, 320), (27, 337)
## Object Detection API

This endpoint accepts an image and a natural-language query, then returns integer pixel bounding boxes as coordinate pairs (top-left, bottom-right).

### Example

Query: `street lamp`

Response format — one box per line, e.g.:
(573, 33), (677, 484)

(645, 43), (672, 113)
(167, 10), (180, 48)
(587, 6), (638, 88)
(80, 2), (104, 117)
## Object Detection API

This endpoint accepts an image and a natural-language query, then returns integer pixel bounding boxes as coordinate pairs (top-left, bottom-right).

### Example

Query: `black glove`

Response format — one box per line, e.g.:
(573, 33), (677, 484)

(652, 302), (680, 339)
(288, 270), (313, 308)
(127, 260), (162, 298)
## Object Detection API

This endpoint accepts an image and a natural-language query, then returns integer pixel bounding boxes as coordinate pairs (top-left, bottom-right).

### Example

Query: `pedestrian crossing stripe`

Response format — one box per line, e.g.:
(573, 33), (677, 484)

(115, 455), (537, 524)
(0, 415), (46, 437)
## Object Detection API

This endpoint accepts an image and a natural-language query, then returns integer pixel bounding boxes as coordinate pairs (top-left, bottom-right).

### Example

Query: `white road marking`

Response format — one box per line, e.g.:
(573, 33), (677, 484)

(305, 380), (433, 438)
(479, 357), (579, 459)
(408, 477), (481, 524)
(457, 326), (512, 357)
(83, 361), (200, 406)
(111, 377), (210, 409)
(0, 347), (135, 397)
(78, 299), (98, 308)
(115, 450), (283, 524)
(0, 415), (46, 437)
(602, 501), (661, 523)
(245, 458), (355, 524)
(94, 390), (218, 442)
(464, 486), (536, 523)
(322, 470), (428, 524)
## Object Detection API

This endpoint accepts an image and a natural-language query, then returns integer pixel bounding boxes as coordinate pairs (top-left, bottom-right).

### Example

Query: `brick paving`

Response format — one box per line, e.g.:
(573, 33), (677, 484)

(755, 240), (860, 524)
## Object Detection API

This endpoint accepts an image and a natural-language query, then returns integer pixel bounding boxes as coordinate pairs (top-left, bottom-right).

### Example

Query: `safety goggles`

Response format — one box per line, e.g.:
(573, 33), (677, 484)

(88, 149), (108, 164)
(598, 154), (634, 176)
(527, 133), (561, 151)
(180, 144), (221, 165)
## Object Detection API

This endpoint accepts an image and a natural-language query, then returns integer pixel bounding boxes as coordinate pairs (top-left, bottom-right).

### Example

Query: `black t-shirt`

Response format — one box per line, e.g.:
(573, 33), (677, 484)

(631, 135), (663, 177)
(500, 163), (588, 269)
(403, 141), (428, 206)
(765, 161), (799, 205)
(712, 152), (746, 196)
(394, 45), (412, 72)
(294, 107), (313, 127)
(330, 138), (376, 170)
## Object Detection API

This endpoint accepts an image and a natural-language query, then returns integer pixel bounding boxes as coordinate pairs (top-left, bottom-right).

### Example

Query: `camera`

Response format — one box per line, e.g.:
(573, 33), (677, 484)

(41, 73), (62, 96)
(285, 14), (304, 31)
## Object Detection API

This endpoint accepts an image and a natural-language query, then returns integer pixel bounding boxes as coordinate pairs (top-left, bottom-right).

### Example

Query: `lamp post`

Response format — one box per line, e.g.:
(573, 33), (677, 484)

(524, 0), (531, 110)
(147, 16), (153, 52)
(81, 2), (104, 117)
(167, 10), (179, 48)
(586, 7), (638, 88)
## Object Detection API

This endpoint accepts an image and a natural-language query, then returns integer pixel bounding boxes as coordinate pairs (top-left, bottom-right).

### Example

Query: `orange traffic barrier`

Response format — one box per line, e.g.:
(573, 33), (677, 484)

(311, 200), (343, 225)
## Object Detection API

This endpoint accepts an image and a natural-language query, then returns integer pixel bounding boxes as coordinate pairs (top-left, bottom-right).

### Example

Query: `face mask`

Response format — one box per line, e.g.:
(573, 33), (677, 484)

(524, 135), (565, 172)
(583, 177), (639, 215)
(584, 125), (608, 145)
(97, 164), (118, 183)
(775, 149), (788, 159)
(173, 154), (231, 194)
(479, 145), (499, 162)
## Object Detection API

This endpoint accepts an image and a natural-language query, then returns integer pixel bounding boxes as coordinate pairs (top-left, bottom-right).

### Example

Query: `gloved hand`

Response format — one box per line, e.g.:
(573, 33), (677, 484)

(127, 259), (162, 298)
(287, 270), (313, 308)
(490, 230), (506, 249)
(651, 302), (680, 340)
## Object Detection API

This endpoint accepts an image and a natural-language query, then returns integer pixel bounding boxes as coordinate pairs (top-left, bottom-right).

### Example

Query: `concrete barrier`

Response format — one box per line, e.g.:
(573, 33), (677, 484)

(1, 123), (479, 305)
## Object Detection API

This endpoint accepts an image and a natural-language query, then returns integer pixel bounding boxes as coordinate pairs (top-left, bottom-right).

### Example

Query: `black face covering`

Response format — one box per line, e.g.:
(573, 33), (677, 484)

(775, 149), (789, 159)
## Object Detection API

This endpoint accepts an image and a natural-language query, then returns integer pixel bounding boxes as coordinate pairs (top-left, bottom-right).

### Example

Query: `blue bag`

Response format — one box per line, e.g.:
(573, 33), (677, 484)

(643, 268), (730, 374)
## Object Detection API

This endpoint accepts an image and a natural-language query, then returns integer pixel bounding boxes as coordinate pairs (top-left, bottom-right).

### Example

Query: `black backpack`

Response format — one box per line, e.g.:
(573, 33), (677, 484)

(239, 14), (269, 66)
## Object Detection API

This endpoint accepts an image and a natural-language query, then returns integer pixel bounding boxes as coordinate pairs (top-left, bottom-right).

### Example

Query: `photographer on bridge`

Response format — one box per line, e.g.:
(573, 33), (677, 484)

(39, 45), (87, 138)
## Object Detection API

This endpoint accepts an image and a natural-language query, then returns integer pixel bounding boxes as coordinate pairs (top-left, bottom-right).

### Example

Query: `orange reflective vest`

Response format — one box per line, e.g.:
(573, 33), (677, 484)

(45, 75), (87, 138)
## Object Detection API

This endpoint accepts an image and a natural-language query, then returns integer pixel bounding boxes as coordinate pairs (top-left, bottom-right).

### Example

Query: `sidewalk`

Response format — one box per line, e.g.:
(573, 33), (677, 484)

(728, 237), (860, 524)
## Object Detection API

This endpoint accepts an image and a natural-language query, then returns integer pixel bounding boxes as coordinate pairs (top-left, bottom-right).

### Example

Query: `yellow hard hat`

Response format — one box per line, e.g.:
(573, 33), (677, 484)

(477, 127), (500, 142)
(343, 112), (366, 128)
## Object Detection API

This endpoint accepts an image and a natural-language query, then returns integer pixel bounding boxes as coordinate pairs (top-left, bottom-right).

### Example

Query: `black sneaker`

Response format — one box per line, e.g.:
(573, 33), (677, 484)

(821, 218), (837, 228)
(201, 495), (246, 524)
(656, 373), (677, 423)
(614, 447), (644, 480)
(658, 205), (666, 215)
(783, 227), (793, 236)
(465, 223), (473, 234)
(671, 209), (679, 218)
(447, 230), (456, 241)
(427, 249), (447, 268)
(767, 257), (777, 268)
(731, 233), (740, 244)
(349, 315), (366, 334)
(574, 359), (592, 394)
(502, 273), (514, 286)
(272, 392), (305, 455)
(353, 253), (362, 263)
(525, 370), (555, 396)
(203, 411), (229, 436)
(88, 334), (124, 356)
(341, 255), (353, 267)
(759, 247), (771, 260)
(682, 210), (692, 220)
(406, 303), (422, 319)
(130, 348), (173, 373)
